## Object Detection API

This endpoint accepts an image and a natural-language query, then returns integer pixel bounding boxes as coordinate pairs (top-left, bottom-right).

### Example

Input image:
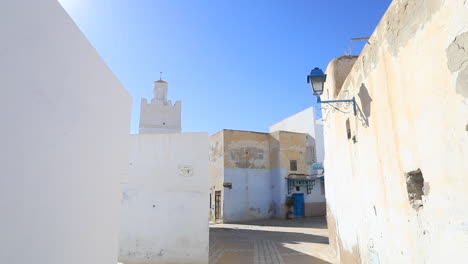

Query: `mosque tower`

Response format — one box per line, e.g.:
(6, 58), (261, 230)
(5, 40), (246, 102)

(139, 73), (181, 133)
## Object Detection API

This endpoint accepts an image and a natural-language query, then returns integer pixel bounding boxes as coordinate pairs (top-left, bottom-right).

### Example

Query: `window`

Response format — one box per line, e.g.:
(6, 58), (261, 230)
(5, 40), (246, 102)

(290, 160), (297, 171)
(346, 119), (351, 140)
(320, 179), (325, 195)
(296, 186), (300, 192)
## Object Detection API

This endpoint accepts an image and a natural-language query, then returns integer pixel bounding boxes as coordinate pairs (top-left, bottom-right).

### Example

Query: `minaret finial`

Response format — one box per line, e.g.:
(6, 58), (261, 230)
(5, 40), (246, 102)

(160, 72), (162, 80)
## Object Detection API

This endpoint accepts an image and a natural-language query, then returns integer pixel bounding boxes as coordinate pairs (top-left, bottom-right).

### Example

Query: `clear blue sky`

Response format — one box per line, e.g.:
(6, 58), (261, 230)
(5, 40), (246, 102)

(59, 0), (391, 135)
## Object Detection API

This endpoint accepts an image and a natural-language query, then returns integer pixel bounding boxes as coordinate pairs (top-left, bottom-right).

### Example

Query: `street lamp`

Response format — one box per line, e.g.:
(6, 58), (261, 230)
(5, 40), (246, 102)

(307, 67), (357, 115)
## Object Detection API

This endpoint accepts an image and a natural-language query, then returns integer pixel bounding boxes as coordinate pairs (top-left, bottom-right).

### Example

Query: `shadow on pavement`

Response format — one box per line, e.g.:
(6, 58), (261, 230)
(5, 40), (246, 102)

(224, 216), (328, 230)
(209, 217), (333, 264)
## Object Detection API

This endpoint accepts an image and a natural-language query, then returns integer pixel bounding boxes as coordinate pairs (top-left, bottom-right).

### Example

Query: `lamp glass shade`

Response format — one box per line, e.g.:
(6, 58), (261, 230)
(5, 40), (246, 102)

(310, 77), (324, 95)
(307, 67), (326, 96)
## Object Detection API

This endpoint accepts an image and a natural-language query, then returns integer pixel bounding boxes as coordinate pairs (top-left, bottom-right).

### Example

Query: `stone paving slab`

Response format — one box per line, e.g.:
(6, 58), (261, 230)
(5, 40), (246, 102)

(209, 217), (336, 264)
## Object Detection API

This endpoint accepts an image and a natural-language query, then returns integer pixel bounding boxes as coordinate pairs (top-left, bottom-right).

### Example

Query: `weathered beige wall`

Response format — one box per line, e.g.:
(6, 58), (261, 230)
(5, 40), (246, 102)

(277, 131), (309, 174)
(209, 131), (224, 222)
(323, 1), (468, 263)
(272, 131), (326, 217)
(210, 129), (326, 221)
(223, 130), (271, 169)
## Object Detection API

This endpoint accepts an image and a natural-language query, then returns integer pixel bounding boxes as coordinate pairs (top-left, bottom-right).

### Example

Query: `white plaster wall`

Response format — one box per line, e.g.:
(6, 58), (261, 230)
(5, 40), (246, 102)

(302, 179), (325, 203)
(270, 107), (317, 139)
(323, 1), (468, 263)
(139, 100), (181, 133)
(0, 1), (132, 263)
(270, 168), (286, 218)
(119, 133), (209, 264)
(223, 168), (274, 222)
(314, 121), (325, 163)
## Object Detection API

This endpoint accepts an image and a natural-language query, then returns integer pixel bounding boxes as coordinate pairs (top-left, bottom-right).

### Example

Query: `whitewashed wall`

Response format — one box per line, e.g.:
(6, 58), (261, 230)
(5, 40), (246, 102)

(314, 121), (325, 163)
(270, 107), (316, 138)
(223, 169), (274, 222)
(139, 81), (182, 134)
(119, 133), (209, 264)
(0, 1), (132, 263)
(323, 1), (468, 263)
(139, 100), (181, 134)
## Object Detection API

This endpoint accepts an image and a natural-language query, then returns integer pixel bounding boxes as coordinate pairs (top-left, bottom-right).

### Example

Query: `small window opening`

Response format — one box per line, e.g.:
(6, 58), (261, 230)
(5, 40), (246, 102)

(346, 119), (351, 140)
(296, 186), (300, 192)
(163, 122), (166, 125)
(290, 160), (297, 171)
(405, 169), (425, 210)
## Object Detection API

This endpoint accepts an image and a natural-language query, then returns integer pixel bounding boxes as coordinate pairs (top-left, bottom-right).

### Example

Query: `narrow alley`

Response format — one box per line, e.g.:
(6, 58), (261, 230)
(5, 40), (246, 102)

(209, 217), (335, 264)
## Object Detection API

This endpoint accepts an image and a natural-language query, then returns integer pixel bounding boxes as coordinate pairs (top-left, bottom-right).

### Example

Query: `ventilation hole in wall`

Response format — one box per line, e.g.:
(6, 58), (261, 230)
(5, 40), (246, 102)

(153, 204), (155, 208)
(163, 122), (166, 125)
(346, 119), (351, 140)
(466, 124), (468, 131)
(405, 169), (425, 210)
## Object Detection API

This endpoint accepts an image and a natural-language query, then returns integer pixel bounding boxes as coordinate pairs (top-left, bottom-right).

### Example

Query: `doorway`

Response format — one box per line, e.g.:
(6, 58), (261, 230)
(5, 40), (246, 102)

(215, 191), (221, 221)
(293, 193), (304, 217)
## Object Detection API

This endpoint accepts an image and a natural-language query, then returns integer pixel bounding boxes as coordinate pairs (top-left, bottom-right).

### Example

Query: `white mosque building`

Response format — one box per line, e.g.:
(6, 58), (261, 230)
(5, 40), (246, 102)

(119, 76), (209, 264)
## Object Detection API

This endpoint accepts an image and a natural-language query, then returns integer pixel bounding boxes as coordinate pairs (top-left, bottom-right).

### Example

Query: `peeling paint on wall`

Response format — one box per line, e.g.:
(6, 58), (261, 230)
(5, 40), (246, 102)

(446, 31), (468, 72)
(456, 66), (468, 98)
(384, 0), (443, 56)
(447, 31), (468, 97)
(230, 147), (266, 169)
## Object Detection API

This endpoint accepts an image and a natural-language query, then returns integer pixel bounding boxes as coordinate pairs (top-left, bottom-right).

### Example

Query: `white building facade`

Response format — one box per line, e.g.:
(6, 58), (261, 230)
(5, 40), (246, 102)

(119, 133), (209, 264)
(0, 1), (132, 263)
(119, 78), (209, 263)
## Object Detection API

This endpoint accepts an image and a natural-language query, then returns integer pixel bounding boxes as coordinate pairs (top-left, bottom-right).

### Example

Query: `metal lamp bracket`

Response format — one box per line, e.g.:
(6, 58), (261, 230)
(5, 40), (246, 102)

(317, 96), (357, 115)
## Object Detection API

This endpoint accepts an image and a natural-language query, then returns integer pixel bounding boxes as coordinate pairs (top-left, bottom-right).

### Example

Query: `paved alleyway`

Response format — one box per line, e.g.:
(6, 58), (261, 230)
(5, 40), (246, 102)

(209, 217), (335, 264)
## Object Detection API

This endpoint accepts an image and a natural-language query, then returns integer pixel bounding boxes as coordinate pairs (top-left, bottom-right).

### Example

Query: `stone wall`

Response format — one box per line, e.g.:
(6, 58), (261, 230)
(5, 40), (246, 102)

(323, 1), (468, 263)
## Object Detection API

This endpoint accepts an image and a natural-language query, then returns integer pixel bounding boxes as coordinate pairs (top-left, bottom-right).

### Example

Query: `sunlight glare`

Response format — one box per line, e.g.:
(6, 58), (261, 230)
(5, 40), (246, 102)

(57, 0), (80, 13)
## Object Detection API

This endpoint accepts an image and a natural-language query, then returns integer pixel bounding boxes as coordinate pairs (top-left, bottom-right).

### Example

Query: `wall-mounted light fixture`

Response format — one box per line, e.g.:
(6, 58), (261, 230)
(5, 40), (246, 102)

(307, 67), (357, 115)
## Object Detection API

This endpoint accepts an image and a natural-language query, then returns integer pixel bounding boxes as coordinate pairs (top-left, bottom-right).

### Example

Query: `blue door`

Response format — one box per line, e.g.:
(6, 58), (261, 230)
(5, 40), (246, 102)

(293, 193), (304, 217)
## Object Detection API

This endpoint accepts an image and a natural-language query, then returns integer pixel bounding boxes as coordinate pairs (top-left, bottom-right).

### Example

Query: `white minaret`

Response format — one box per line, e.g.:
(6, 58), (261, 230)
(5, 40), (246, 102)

(139, 73), (181, 133)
